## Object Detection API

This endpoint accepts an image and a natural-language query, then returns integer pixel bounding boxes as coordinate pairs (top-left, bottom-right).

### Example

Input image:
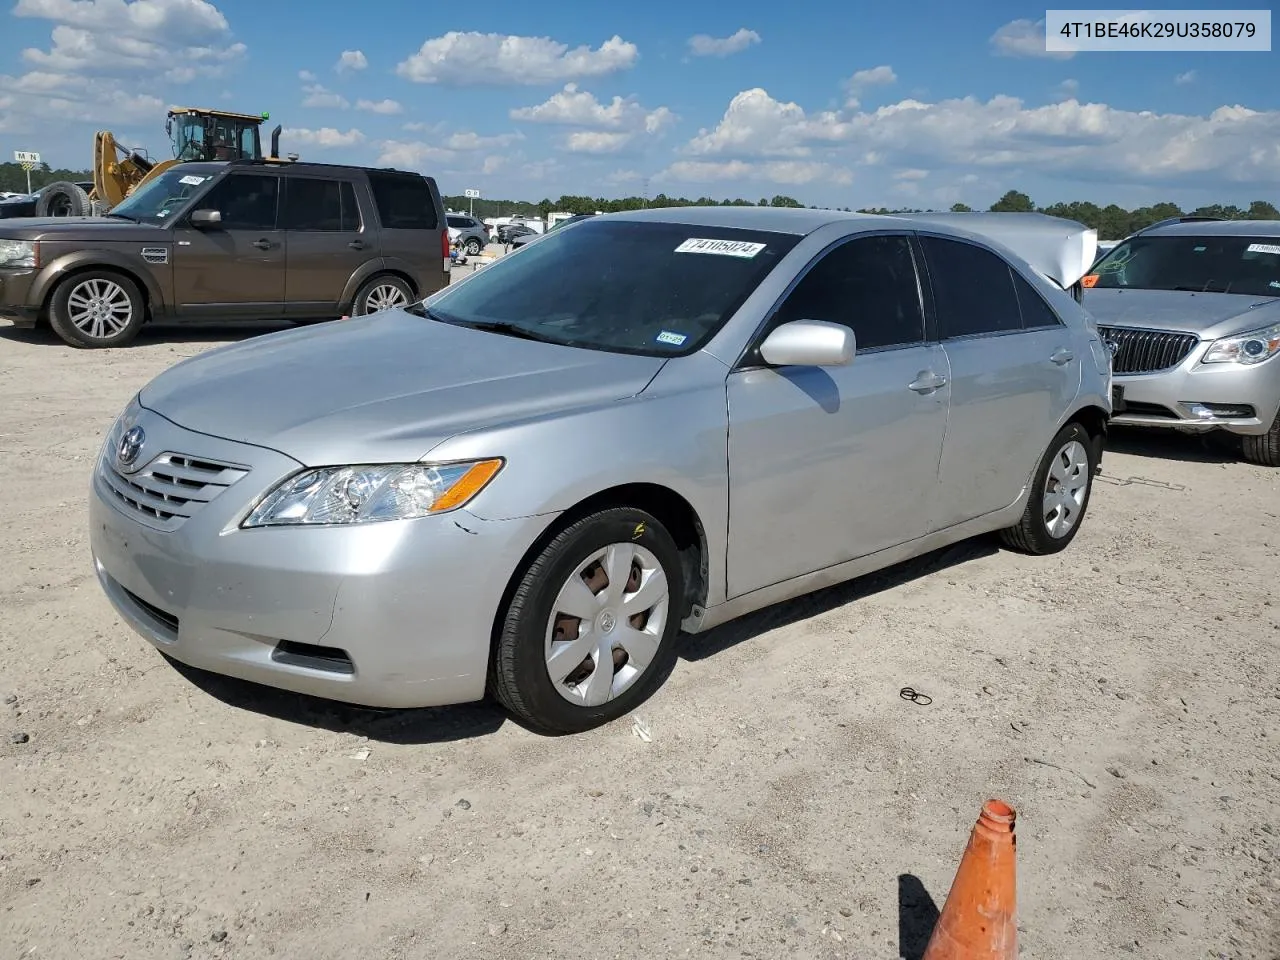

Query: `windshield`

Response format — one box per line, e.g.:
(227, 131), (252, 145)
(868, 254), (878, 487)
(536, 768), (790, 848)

(1087, 234), (1280, 298)
(425, 219), (800, 357)
(108, 168), (219, 224)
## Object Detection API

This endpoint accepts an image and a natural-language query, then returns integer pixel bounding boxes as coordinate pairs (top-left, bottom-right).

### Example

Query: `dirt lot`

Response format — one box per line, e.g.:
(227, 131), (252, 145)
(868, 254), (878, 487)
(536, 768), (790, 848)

(2, 312), (1278, 960)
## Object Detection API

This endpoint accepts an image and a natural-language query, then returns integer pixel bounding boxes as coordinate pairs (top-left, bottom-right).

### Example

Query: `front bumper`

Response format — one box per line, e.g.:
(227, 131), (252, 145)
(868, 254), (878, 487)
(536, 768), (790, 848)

(0, 268), (40, 325)
(1108, 340), (1280, 436)
(89, 402), (554, 709)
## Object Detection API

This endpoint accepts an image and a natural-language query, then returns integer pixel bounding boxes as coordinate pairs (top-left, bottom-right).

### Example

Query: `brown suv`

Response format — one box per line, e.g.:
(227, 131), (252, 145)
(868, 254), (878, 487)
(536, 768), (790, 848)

(0, 159), (451, 348)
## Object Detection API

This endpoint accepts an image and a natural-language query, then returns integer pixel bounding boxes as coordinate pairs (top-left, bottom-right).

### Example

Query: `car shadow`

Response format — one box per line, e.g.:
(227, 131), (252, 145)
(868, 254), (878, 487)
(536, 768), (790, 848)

(680, 537), (998, 662)
(0, 319), (304, 347)
(899, 873), (941, 959)
(163, 656), (508, 744)
(1105, 425), (1242, 464)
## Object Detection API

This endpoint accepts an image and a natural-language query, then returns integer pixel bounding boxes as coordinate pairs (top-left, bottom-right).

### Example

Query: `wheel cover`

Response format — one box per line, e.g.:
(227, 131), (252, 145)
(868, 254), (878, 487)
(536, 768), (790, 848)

(467, 238), (482, 253)
(364, 283), (408, 313)
(1043, 438), (1089, 538)
(544, 542), (670, 708)
(66, 278), (133, 339)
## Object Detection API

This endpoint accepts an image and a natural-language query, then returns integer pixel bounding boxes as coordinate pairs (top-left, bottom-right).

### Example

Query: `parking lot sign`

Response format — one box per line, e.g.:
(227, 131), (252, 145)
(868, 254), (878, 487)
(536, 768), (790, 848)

(14, 151), (41, 195)
(464, 187), (480, 215)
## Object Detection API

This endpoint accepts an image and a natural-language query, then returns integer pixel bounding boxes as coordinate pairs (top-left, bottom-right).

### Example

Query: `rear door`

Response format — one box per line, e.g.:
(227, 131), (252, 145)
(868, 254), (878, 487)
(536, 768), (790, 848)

(919, 234), (1081, 530)
(281, 174), (372, 319)
(171, 171), (285, 319)
(368, 171), (449, 297)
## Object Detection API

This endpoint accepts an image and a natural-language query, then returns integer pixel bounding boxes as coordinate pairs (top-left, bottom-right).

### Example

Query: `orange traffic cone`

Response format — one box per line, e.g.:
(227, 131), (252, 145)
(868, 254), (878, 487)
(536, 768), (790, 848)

(921, 799), (1018, 960)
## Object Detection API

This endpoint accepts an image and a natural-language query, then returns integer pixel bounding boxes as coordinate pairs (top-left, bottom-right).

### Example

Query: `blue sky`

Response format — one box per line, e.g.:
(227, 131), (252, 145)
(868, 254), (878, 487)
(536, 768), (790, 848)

(1, 0), (1278, 209)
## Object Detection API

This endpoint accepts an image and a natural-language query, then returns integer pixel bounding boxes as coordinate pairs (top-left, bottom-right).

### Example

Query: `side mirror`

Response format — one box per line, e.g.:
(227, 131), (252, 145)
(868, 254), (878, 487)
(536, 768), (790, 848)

(190, 209), (222, 228)
(759, 319), (855, 367)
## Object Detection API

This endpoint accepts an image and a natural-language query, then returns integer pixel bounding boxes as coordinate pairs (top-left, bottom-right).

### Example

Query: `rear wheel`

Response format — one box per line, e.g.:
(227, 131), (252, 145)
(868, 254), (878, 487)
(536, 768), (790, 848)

(351, 275), (413, 315)
(1241, 410), (1280, 466)
(48, 270), (146, 348)
(465, 237), (483, 256)
(490, 508), (684, 734)
(999, 421), (1096, 555)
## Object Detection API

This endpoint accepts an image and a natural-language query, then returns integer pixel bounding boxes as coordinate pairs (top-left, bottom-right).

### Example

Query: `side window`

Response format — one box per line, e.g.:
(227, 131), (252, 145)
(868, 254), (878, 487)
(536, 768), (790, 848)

(193, 174), (279, 231)
(920, 235), (1021, 338)
(282, 178), (360, 231)
(1011, 269), (1064, 329)
(771, 234), (925, 350)
(368, 172), (439, 230)
(447, 215), (465, 229)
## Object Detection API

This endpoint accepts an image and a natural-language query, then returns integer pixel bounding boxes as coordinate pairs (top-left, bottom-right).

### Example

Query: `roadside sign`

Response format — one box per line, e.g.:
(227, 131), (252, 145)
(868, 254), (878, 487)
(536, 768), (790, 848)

(14, 151), (41, 195)
(464, 188), (480, 198)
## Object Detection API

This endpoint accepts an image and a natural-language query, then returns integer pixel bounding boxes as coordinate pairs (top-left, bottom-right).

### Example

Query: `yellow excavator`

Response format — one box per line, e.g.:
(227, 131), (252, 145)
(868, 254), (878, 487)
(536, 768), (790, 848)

(34, 107), (292, 217)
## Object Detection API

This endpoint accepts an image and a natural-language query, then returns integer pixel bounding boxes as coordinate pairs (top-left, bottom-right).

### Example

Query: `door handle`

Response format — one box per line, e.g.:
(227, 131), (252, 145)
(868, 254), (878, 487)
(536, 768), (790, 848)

(252, 238), (274, 250)
(1050, 347), (1075, 365)
(348, 240), (365, 250)
(908, 371), (948, 393)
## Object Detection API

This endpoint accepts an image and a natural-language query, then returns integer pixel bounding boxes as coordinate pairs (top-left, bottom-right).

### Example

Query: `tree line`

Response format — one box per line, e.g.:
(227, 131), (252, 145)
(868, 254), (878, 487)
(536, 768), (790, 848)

(5, 162), (1273, 241)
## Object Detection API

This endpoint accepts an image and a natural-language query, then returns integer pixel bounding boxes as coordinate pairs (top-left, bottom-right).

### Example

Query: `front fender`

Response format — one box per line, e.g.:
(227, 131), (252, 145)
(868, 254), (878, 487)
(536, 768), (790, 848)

(32, 249), (168, 316)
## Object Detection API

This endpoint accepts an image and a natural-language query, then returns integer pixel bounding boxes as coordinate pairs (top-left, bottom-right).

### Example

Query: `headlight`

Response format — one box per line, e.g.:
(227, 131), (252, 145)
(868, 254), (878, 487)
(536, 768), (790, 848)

(242, 459), (504, 528)
(1201, 321), (1280, 366)
(0, 239), (36, 268)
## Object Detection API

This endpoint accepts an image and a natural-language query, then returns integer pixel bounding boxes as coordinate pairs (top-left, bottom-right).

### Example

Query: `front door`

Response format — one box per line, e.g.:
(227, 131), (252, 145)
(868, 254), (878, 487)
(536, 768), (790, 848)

(917, 234), (1081, 529)
(726, 232), (950, 599)
(281, 175), (372, 318)
(171, 171), (285, 319)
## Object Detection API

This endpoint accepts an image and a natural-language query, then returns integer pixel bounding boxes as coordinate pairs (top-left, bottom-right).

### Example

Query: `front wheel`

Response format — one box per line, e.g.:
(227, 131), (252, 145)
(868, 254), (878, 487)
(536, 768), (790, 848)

(999, 421), (1096, 555)
(351, 275), (413, 316)
(1241, 409), (1280, 466)
(48, 270), (146, 348)
(489, 508), (685, 734)
(464, 237), (483, 256)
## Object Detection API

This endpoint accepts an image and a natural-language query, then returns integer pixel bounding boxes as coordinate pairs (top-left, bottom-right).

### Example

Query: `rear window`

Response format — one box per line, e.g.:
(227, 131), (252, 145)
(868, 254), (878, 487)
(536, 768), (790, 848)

(427, 219), (800, 357)
(1087, 234), (1280, 297)
(367, 172), (439, 230)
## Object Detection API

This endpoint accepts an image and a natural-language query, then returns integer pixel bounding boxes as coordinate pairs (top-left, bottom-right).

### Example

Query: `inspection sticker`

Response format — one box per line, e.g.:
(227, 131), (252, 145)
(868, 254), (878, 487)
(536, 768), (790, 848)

(655, 330), (687, 346)
(1246, 242), (1280, 255)
(674, 238), (766, 258)
(179, 175), (207, 186)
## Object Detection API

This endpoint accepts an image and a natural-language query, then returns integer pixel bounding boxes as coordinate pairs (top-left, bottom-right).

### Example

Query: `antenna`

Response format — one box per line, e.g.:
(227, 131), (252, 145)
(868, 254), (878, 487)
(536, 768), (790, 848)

(642, 177), (650, 207)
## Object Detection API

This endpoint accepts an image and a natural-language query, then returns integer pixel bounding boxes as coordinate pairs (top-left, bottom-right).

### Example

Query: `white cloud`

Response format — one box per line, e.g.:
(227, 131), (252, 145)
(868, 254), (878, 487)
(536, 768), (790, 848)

(1176, 70), (1197, 85)
(682, 87), (1280, 186)
(443, 130), (523, 150)
(565, 131), (635, 153)
(302, 82), (348, 109)
(848, 65), (896, 88)
(396, 31), (638, 85)
(373, 130), (523, 169)
(990, 18), (1074, 59)
(687, 28), (760, 58)
(402, 120), (443, 133)
(14, 0), (229, 40)
(481, 155), (504, 175)
(893, 168), (928, 180)
(356, 98), (403, 115)
(376, 140), (456, 168)
(510, 83), (674, 139)
(299, 69), (316, 81)
(659, 159), (852, 186)
(607, 169), (643, 184)
(336, 49), (367, 73)
(1055, 78), (1080, 101)
(283, 126), (365, 148)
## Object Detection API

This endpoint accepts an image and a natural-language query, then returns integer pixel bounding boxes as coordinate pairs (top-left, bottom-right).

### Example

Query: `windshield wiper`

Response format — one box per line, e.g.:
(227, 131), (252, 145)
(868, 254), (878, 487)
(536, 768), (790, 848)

(459, 320), (570, 345)
(104, 212), (138, 223)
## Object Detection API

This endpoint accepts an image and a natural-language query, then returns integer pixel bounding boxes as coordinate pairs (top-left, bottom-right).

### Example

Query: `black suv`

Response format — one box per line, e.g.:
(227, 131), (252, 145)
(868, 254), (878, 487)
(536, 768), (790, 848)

(0, 159), (450, 348)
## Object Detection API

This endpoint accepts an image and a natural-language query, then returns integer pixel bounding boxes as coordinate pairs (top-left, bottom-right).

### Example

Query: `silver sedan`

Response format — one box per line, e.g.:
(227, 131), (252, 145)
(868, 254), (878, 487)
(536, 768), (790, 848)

(90, 207), (1112, 734)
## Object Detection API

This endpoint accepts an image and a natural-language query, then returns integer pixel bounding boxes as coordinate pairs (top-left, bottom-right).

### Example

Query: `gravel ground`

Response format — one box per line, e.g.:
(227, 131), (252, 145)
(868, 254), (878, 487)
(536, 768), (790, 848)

(1, 308), (1278, 960)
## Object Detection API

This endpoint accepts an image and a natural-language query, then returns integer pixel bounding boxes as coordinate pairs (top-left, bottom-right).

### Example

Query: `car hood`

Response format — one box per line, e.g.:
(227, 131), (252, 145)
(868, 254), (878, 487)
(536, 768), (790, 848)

(1083, 287), (1280, 339)
(0, 217), (166, 241)
(138, 310), (667, 466)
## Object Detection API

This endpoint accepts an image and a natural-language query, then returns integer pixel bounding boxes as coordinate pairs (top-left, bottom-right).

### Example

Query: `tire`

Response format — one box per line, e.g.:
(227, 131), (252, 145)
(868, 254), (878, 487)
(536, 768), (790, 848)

(999, 421), (1096, 555)
(489, 507), (685, 735)
(351, 274), (414, 316)
(36, 181), (91, 218)
(48, 270), (146, 348)
(465, 236), (483, 256)
(1241, 410), (1280, 466)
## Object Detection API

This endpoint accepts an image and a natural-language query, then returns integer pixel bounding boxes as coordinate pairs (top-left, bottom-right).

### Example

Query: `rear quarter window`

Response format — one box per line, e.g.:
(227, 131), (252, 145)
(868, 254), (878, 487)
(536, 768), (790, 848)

(367, 172), (440, 230)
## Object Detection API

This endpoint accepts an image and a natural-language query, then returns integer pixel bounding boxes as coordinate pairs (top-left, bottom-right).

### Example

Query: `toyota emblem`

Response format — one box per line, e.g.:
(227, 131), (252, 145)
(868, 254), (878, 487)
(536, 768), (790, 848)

(117, 425), (145, 467)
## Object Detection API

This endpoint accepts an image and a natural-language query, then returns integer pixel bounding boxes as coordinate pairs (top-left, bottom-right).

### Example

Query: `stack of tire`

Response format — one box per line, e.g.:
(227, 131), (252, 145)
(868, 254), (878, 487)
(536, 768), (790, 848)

(35, 181), (94, 217)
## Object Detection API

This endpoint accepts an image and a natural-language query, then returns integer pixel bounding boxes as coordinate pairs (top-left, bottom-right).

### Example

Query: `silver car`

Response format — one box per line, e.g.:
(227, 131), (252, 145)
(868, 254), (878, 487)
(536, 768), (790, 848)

(1082, 219), (1280, 465)
(89, 207), (1111, 734)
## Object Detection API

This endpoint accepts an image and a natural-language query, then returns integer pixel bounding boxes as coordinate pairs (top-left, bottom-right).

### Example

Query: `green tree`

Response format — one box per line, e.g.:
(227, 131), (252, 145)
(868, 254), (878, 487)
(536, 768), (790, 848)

(950, 202), (972, 212)
(1248, 200), (1280, 219)
(989, 190), (1034, 213)
(769, 194), (802, 207)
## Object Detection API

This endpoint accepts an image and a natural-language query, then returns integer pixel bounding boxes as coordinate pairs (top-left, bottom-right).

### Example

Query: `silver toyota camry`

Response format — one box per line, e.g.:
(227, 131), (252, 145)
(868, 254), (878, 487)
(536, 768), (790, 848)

(90, 207), (1112, 734)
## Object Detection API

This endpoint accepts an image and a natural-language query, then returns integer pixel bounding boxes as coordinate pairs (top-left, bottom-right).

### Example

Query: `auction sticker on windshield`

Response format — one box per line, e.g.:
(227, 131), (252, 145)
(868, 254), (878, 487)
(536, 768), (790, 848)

(1246, 243), (1280, 255)
(675, 238), (767, 258)
(179, 175), (208, 186)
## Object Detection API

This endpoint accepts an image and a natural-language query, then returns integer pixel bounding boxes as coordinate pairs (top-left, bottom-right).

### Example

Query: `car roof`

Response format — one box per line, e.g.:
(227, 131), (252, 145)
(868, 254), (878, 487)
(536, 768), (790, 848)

(172, 159), (434, 179)
(602, 205), (884, 235)
(1141, 219), (1280, 238)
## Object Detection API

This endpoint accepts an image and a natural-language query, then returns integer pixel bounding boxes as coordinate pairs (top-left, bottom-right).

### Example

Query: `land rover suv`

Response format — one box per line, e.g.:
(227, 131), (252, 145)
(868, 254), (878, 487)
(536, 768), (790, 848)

(0, 159), (450, 348)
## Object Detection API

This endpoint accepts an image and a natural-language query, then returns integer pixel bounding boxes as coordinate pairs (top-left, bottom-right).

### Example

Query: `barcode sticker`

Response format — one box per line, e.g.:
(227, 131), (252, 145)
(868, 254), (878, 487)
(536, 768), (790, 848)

(674, 238), (766, 258)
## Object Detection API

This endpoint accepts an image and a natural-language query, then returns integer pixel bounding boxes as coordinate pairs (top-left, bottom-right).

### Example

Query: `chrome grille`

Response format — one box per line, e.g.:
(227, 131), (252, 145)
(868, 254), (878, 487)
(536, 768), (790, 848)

(99, 450), (249, 530)
(1098, 326), (1199, 375)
